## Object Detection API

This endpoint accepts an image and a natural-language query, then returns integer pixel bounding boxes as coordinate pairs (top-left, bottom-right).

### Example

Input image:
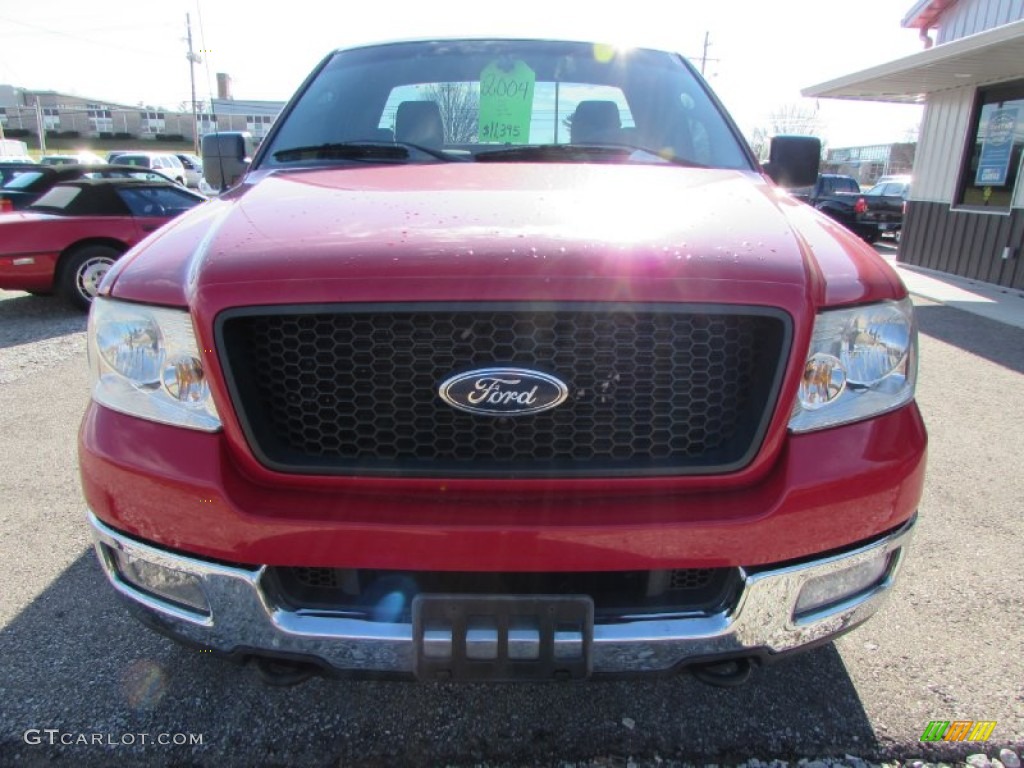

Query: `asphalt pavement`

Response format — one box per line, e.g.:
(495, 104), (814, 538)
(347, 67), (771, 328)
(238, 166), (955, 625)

(0, 280), (1021, 767)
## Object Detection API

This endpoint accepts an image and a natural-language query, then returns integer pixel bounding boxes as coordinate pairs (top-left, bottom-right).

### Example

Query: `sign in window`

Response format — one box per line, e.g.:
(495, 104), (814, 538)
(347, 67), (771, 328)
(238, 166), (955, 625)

(957, 82), (1023, 209)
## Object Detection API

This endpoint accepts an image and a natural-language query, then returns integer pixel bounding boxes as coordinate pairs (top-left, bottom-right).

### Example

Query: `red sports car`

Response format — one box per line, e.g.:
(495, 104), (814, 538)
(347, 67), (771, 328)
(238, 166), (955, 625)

(0, 177), (205, 309)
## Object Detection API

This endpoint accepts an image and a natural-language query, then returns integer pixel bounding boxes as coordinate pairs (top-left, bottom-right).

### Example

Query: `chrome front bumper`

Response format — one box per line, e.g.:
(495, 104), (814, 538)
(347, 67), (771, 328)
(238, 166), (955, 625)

(88, 512), (915, 677)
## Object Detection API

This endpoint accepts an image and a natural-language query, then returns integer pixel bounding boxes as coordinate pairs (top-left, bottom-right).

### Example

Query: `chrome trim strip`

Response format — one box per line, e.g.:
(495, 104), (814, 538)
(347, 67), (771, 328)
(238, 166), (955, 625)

(88, 512), (915, 675)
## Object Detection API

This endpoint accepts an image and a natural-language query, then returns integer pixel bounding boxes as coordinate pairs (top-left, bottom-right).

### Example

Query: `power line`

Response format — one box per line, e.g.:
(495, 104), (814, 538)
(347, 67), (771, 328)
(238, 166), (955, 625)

(195, 0), (218, 106)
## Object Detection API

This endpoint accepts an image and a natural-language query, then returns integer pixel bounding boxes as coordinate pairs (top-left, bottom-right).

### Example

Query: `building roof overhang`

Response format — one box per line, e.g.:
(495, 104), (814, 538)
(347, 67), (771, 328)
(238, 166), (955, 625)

(803, 18), (1024, 103)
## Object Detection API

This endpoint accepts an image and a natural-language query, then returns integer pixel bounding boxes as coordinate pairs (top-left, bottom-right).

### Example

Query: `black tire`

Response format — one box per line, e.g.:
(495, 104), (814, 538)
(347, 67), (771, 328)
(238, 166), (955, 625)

(58, 244), (121, 311)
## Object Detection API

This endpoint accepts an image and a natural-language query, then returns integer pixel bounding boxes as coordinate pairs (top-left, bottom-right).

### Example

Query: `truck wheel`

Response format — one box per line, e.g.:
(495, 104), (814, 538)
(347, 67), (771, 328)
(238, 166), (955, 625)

(59, 245), (120, 311)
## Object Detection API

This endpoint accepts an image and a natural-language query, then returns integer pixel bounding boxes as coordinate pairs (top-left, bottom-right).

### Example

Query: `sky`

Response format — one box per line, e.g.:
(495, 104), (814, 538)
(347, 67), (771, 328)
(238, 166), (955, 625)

(0, 0), (929, 149)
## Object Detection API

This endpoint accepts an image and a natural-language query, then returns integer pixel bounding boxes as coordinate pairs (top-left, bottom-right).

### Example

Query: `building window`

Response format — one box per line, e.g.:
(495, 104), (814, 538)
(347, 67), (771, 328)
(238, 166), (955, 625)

(197, 113), (218, 136)
(140, 110), (165, 135)
(956, 80), (1024, 210)
(246, 114), (274, 138)
(0, 108), (6, 128)
(42, 107), (60, 131)
(87, 104), (113, 134)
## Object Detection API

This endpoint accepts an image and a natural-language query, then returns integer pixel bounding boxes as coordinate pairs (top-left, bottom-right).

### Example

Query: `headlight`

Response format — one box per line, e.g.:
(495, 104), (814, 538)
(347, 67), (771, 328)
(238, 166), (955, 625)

(789, 298), (917, 432)
(88, 298), (220, 431)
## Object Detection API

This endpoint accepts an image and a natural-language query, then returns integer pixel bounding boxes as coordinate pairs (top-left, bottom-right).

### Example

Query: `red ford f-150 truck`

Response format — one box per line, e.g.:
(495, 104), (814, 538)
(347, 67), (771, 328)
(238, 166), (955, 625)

(79, 38), (926, 685)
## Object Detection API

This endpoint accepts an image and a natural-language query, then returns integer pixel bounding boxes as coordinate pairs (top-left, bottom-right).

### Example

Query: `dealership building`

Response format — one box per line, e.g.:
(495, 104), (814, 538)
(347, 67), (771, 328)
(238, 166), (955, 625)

(805, 0), (1024, 290)
(0, 73), (282, 148)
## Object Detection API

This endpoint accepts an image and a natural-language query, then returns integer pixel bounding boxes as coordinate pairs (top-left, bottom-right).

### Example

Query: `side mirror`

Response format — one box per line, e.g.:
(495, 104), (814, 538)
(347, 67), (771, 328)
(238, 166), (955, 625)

(763, 135), (821, 188)
(201, 131), (253, 191)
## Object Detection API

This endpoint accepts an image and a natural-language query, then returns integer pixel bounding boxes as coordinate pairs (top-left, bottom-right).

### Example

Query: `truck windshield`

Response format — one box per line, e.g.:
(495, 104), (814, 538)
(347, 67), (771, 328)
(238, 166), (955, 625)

(259, 40), (752, 171)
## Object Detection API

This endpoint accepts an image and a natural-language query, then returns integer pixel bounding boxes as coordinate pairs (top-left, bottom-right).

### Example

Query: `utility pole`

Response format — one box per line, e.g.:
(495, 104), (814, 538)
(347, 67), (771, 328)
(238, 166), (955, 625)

(700, 31), (710, 76)
(35, 101), (46, 153)
(185, 13), (202, 154)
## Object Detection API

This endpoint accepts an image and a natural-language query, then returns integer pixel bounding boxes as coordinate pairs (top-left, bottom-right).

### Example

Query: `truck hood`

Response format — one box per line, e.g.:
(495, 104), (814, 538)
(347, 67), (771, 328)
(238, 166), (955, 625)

(106, 162), (904, 309)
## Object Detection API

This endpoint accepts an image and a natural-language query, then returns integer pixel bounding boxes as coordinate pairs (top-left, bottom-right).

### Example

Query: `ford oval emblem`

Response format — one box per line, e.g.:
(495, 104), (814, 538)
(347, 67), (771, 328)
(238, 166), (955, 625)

(438, 367), (569, 417)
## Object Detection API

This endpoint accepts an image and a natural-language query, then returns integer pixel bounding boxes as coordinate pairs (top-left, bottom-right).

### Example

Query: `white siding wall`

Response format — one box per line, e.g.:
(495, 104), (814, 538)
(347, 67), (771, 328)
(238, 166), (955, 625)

(936, 0), (1024, 43)
(913, 88), (974, 203)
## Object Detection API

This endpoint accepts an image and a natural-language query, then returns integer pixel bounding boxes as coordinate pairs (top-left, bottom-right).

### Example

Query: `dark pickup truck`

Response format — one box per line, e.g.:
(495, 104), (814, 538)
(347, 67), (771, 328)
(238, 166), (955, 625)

(858, 178), (910, 242)
(791, 174), (904, 243)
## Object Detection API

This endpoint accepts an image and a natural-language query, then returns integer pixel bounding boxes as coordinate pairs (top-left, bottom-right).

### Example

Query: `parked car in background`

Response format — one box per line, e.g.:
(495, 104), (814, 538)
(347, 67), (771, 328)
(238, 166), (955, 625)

(40, 152), (106, 166)
(859, 176), (911, 242)
(864, 175), (912, 210)
(873, 174), (912, 197)
(790, 173), (898, 243)
(0, 163), (178, 210)
(106, 152), (187, 186)
(0, 178), (205, 308)
(0, 162), (40, 189)
(790, 173), (867, 236)
(174, 153), (204, 188)
(104, 150), (135, 163)
(789, 173), (861, 209)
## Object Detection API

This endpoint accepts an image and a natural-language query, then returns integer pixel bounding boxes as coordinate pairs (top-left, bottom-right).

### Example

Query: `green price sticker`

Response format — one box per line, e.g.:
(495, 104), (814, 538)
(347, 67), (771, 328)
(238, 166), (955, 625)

(478, 60), (535, 144)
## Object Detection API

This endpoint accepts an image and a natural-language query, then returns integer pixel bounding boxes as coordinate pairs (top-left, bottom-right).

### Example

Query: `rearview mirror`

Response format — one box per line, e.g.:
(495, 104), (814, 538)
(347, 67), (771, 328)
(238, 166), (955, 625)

(763, 135), (821, 188)
(201, 132), (253, 191)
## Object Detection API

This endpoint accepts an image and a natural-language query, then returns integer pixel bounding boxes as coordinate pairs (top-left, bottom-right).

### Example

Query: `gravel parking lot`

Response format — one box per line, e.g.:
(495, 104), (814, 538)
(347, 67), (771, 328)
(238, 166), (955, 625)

(0, 291), (86, 385)
(0, 287), (1021, 768)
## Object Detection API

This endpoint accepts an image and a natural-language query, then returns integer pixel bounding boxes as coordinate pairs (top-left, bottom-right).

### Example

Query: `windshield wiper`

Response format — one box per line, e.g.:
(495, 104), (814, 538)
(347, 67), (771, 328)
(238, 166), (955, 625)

(473, 143), (707, 168)
(272, 141), (456, 163)
(474, 144), (626, 163)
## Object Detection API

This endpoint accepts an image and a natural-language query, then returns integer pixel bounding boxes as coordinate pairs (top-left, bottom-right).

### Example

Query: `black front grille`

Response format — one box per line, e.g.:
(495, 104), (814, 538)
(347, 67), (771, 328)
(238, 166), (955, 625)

(217, 303), (789, 476)
(267, 567), (740, 620)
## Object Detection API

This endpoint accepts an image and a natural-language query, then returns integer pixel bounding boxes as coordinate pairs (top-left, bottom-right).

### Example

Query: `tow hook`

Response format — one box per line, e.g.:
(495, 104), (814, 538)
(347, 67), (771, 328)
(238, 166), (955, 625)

(690, 657), (754, 687)
(252, 656), (319, 687)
